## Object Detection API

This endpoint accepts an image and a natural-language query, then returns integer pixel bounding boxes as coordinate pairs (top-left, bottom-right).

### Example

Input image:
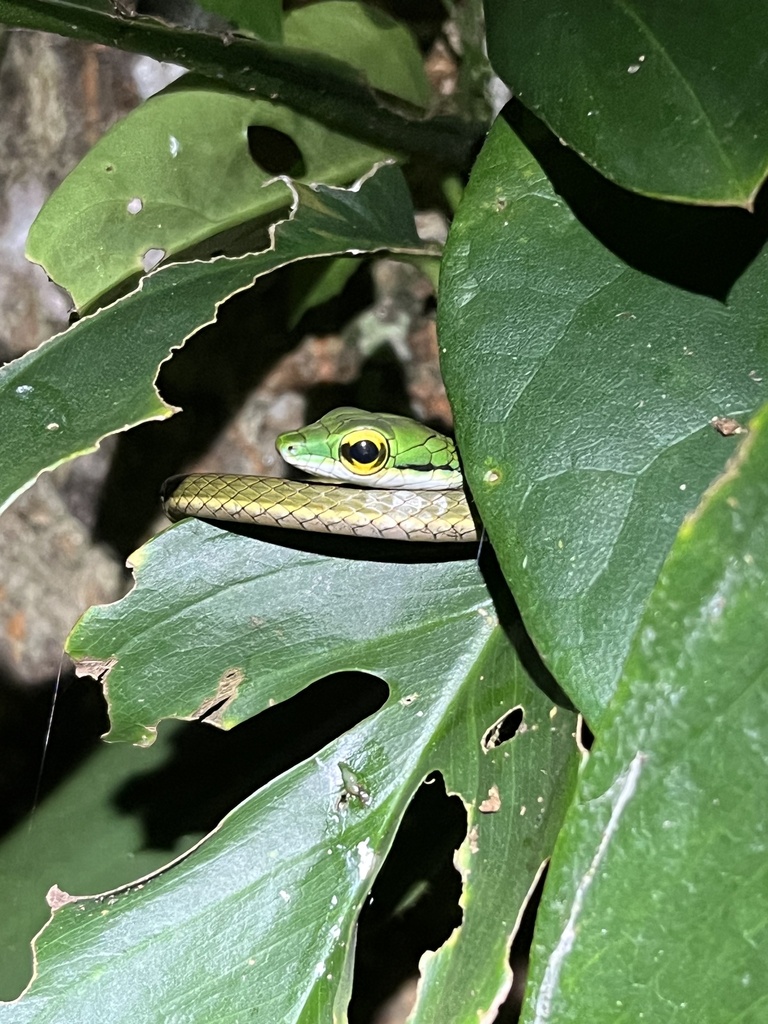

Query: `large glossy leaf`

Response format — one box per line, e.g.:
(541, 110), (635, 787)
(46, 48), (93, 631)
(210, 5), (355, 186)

(0, 1), (476, 167)
(0, 164), (430, 516)
(485, 0), (768, 205)
(0, 523), (579, 1022)
(438, 109), (768, 722)
(27, 86), (389, 310)
(521, 402), (768, 1024)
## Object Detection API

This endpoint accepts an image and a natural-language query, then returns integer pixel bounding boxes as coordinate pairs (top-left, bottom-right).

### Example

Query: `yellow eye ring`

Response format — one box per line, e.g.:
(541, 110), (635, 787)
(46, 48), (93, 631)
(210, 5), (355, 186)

(339, 428), (389, 475)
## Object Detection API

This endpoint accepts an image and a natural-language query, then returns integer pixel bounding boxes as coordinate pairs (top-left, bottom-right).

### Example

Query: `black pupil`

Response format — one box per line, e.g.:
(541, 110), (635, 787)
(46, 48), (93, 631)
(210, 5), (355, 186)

(348, 439), (380, 464)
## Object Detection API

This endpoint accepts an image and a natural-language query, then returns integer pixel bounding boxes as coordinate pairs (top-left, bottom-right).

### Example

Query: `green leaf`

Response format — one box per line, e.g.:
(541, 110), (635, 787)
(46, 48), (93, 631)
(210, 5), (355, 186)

(193, 0), (283, 40)
(521, 402), (768, 1024)
(287, 257), (362, 329)
(0, 163), (429, 517)
(438, 110), (768, 722)
(27, 85), (389, 310)
(0, 524), (579, 1022)
(0, 723), (193, 1001)
(0, 1), (477, 167)
(284, 2), (430, 109)
(485, 0), (768, 205)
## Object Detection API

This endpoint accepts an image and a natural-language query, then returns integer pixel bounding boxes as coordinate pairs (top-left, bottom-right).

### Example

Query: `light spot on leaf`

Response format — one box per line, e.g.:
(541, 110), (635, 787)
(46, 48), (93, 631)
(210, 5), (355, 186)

(356, 839), (375, 880)
(142, 248), (165, 272)
(711, 416), (746, 436)
(47, 885), (76, 910)
(479, 785), (501, 813)
(468, 825), (479, 853)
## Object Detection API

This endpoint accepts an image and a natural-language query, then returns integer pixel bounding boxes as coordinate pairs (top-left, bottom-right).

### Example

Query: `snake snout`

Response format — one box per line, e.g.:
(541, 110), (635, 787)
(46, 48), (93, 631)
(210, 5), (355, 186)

(280, 440), (308, 466)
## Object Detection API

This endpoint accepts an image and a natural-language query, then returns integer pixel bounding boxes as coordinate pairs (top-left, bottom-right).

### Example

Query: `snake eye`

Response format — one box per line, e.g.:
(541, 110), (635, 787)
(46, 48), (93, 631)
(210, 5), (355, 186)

(339, 429), (389, 475)
(347, 439), (379, 463)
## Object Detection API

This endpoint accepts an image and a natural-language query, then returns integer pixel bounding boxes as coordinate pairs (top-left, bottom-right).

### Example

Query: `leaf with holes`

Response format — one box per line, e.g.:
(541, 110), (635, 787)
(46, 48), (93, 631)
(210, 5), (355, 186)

(0, 164), (430, 517)
(23, 0), (433, 311)
(27, 85), (390, 311)
(0, 522), (579, 1022)
(520, 402), (768, 1024)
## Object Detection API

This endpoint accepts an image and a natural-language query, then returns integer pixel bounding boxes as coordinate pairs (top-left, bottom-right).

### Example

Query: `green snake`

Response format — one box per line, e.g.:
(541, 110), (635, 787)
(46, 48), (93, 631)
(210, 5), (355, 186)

(162, 407), (476, 543)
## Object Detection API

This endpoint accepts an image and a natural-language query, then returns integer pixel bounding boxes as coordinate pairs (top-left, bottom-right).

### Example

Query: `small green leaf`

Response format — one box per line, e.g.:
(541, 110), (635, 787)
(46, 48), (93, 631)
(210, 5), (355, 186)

(486, 0), (768, 205)
(287, 256), (362, 328)
(521, 403), (768, 1024)
(193, 0), (283, 40)
(284, 2), (430, 109)
(438, 111), (768, 721)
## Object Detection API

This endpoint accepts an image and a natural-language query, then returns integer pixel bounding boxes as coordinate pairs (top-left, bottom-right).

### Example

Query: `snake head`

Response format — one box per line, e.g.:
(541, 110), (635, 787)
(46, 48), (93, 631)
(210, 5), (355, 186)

(276, 407), (462, 490)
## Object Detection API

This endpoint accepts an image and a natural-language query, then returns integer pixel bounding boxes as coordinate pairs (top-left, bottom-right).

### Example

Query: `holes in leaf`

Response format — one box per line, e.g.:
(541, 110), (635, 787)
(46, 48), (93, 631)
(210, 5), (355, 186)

(115, 671), (388, 849)
(348, 772), (466, 1023)
(247, 126), (306, 177)
(500, 861), (550, 1021)
(482, 705), (524, 751)
(195, 665), (245, 724)
(578, 715), (594, 752)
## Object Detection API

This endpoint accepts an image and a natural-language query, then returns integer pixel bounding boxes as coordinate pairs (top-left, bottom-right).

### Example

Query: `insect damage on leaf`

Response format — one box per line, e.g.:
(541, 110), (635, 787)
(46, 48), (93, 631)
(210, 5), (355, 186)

(73, 655), (118, 682)
(47, 885), (77, 910)
(479, 785), (501, 813)
(193, 666), (246, 724)
(481, 706), (524, 751)
(711, 416), (747, 436)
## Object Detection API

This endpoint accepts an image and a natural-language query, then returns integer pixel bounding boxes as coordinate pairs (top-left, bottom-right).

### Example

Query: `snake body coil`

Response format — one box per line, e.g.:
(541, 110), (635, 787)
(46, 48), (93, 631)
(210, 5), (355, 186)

(162, 408), (476, 543)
